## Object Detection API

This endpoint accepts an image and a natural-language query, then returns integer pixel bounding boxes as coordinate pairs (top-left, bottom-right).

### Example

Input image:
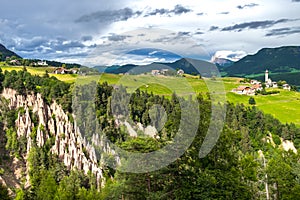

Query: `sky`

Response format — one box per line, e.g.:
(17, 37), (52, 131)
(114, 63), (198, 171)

(1, 0), (300, 66)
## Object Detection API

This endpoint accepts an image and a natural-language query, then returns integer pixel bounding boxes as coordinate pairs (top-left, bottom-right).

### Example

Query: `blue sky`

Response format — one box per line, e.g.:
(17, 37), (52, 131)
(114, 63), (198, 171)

(1, 0), (300, 66)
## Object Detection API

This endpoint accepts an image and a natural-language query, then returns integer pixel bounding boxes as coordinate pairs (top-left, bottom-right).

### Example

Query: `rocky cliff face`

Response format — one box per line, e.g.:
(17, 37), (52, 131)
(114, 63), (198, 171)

(1, 88), (111, 188)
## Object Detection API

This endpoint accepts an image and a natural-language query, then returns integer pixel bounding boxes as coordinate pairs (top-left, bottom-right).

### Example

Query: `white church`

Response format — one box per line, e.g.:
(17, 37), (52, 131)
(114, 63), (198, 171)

(232, 69), (291, 95)
(264, 70), (277, 88)
(264, 69), (290, 90)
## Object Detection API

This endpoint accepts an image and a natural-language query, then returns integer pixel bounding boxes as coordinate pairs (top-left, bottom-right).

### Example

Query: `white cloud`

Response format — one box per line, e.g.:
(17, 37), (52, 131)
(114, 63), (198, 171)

(211, 50), (247, 62)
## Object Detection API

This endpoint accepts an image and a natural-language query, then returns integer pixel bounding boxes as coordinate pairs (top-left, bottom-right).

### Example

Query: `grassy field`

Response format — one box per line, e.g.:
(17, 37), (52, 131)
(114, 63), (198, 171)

(1, 65), (300, 126)
(77, 73), (300, 126)
(0, 65), (78, 83)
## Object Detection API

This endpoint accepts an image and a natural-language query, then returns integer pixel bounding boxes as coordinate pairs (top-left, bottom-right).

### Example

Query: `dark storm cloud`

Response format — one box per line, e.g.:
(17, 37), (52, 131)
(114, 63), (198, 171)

(146, 8), (169, 16)
(195, 31), (204, 35)
(75, 7), (141, 23)
(221, 19), (297, 31)
(219, 12), (230, 15)
(14, 37), (91, 54)
(81, 36), (93, 41)
(54, 52), (90, 58)
(209, 26), (219, 31)
(292, 0), (300, 2)
(197, 12), (204, 16)
(55, 41), (86, 50)
(14, 37), (49, 51)
(177, 31), (190, 36)
(173, 5), (192, 14)
(237, 3), (259, 9)
(265, 27), (300, 36)
(107, 34), (131, 41)
(145, 4), (192, 16)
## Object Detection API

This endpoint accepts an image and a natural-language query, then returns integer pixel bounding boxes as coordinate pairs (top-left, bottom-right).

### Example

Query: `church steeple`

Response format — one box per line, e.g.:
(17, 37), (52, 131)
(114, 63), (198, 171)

(265, 69), (269, 83)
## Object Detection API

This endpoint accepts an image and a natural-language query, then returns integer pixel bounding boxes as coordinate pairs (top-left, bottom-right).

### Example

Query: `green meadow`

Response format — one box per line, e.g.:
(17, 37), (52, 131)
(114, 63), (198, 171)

(76, 73), (300, 126)
(0, 65), (78, 83)
(1, 65), (299, 126)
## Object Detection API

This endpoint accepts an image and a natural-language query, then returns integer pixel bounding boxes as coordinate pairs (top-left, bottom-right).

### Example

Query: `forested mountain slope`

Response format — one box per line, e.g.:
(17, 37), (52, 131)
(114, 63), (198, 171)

(225, 46), (300, 75)
(0, 44), (21, 61)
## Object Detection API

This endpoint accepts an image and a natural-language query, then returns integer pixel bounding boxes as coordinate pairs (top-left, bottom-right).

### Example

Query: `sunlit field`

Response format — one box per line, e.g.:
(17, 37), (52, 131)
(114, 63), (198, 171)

(1, 65), (299, 126)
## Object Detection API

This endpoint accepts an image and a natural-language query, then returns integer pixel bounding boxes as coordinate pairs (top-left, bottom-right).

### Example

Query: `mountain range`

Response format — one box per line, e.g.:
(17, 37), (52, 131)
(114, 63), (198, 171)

(95, 58), (218, 77)
(1, 43), (300, 86)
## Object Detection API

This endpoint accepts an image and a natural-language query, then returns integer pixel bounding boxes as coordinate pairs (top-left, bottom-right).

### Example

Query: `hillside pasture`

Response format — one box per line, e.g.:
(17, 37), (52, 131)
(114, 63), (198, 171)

(0, 65), (299, 126)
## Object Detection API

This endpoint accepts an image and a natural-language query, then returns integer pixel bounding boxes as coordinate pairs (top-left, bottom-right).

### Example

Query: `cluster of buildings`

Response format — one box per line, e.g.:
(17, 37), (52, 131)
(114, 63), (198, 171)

(33, 60), (48, 66)
(232, 69), (291, 95)
(53, 67), (78, 74)
(151, 69), (184, 76)
(232, 84), (262, 95)
(8, 60), (48, 66)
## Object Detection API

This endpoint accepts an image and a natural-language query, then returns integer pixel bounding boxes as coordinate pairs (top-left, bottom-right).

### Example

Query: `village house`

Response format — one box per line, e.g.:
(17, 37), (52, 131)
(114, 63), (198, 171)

(54, 67), (78, 74)
(272, 82), (278, 88)
(160, 69), (169, 75)
(151, 70), (160, 76)
(251, 84), (263, 91)
(54, 67), (67, 74)
(250, 79), (261, 85)
(232, 86), (256, 95)
(177, 69), (184, 75)
(37, 60), (48, 66)
(283, 84), (291, 90)
(9, 59), (21, 65)
(32, 60), (48, 66)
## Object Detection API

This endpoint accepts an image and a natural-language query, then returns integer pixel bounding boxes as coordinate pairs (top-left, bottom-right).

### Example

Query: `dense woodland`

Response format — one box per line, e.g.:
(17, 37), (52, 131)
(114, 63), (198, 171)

(1, 68), (300, 199)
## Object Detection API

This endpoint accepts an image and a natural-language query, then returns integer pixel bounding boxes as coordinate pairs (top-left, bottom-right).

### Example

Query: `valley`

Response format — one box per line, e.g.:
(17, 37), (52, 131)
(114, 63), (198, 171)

(1, 63), (299, 126)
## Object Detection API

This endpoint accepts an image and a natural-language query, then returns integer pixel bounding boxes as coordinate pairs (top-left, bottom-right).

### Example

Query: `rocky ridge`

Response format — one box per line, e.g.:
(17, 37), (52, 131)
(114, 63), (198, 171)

(1, 88), (112, 188)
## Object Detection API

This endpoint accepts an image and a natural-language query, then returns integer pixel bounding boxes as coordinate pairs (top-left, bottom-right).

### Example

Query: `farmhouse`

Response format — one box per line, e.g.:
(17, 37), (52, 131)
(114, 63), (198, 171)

(232, 83), (262, 96)
(151, 70), (160, 76)
(252, 84), (263, 91)
(54, 67), (78, 74)
(160, 69), (169, 75)
(250, 79), (261, 85)
(9, 59), (21, 65)
(232, 86), (255, 95)
(37, 60), (48, 66)
(177, 69), (184, 75)
(32, 60), (48, 66)
(283, 84), (291, 90)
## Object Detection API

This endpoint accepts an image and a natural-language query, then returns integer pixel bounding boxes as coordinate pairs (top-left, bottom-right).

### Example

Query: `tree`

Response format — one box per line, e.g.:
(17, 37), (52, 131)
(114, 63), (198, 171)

(248, 97), (256, 105)
(55, 171), (81, 200)
(36, 171), (58, 200)
(0, 68), (4, 92)
(0, 184), (11, 200)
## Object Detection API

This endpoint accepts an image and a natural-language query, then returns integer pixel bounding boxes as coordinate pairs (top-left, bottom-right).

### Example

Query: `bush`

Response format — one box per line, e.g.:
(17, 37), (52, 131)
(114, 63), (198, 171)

(248, 97), (256, 105)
